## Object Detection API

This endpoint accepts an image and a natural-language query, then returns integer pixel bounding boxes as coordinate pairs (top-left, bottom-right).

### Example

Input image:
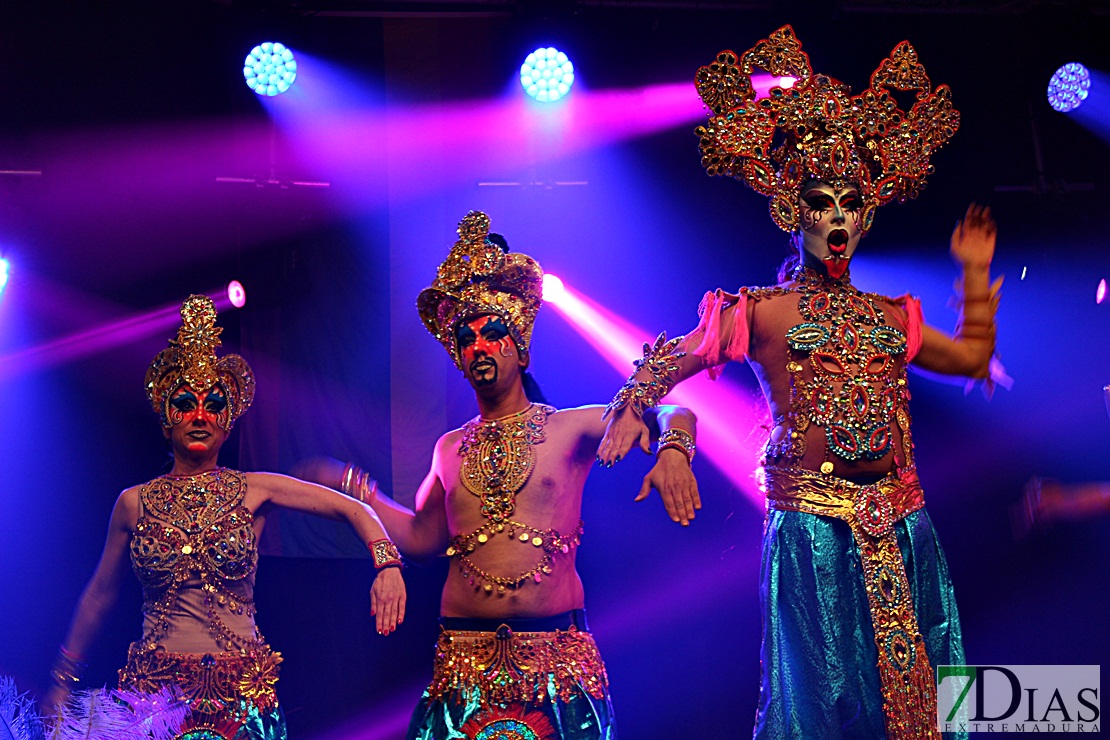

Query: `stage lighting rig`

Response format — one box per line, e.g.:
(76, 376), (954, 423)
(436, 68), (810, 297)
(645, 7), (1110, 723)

(244, 42), (298, 96)
(521, 47), (574, 102)
(1047, 63), (1091, 113)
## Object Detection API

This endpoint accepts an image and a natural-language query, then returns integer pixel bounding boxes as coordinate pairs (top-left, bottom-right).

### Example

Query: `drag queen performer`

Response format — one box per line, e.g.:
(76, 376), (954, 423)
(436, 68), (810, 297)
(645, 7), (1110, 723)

(598, 27), (999, 739)
(43, 295), (406, 739)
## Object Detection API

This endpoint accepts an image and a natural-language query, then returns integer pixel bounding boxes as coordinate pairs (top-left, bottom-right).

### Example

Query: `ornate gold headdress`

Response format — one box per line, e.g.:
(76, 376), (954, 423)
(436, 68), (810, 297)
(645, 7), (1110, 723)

(417, 211), (544, 369)
(695, 25), (959, 233)
(145, 295), (255, 428)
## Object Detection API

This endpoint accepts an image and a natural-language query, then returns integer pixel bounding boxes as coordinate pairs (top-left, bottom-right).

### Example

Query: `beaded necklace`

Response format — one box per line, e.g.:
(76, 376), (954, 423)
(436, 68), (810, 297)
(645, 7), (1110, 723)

(451, 403), (582, 594)
(458, 403), (553, 524)
(777, 266), (911, 469)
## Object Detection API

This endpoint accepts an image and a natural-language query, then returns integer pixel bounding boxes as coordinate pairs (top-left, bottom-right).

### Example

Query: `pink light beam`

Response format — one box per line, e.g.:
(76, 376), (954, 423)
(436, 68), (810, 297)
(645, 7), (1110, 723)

(545, 282), (766, 507)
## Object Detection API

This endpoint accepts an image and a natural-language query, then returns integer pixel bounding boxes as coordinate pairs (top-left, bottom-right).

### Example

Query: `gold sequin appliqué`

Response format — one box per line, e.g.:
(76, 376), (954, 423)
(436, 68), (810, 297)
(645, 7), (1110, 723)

(429, 626), (608, 708)
(459, 404), (555, 524)
(764, 465), (938, 740)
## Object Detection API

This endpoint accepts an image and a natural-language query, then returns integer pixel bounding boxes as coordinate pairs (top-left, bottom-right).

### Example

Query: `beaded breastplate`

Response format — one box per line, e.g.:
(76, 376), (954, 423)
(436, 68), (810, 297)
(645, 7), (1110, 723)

(448, 404), (584, 595)
(130, 468), (261, 652)
(766, 268), (914, 469)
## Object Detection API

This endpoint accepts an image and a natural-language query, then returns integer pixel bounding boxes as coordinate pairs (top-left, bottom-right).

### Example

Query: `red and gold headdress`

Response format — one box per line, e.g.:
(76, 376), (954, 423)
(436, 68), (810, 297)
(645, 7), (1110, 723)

(145, 295), (255, 428)
(417, 211), (544, 369)
(695, 25), (959, 233)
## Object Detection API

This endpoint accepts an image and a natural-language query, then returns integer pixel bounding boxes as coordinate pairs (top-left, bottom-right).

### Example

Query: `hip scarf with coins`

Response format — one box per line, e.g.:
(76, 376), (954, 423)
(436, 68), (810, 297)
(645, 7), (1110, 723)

(763, 464), (939, 739)
(429, 610), (608, 708)
(447, 403), (583, 595)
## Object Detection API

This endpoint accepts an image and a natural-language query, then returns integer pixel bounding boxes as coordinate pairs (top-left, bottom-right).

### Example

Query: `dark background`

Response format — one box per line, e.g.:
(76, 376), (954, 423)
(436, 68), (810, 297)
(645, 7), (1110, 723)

(1, 1), (1108, 738)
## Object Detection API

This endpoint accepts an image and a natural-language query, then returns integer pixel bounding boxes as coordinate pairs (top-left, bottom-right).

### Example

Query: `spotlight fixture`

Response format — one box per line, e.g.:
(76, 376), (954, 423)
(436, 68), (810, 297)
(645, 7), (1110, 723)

(228, 280), (247, 309)
(520, 47), (574, 103)
(0, 258), (8, 297)
(542, 273), (566, 303)
(1047, 62), (1090, 113)
(1098, 278), (1107, 305)
(244, 42), (298, 97)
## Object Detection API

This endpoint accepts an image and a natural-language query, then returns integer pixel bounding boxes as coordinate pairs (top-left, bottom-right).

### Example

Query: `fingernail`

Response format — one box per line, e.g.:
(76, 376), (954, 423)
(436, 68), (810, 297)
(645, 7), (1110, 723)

(614, 455), (621, 463)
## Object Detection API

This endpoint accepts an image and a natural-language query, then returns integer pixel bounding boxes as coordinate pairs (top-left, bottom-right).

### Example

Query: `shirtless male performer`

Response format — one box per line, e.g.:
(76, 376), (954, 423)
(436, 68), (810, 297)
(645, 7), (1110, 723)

(323, 211), (699, 740)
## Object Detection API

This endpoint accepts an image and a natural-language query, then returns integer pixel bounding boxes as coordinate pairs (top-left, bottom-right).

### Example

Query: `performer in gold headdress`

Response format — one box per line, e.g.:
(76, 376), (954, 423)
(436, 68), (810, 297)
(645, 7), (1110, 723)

(304, 211), (698, 740)
(43, 295), (406, 740)
(598, 26), (1001, 739)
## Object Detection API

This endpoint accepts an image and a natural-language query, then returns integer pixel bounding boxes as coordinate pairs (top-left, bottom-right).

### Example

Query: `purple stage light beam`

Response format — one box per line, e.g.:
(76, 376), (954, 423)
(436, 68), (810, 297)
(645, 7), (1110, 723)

(0, 284), (247, 381)
(266, 76), (705, 208)
(1098, 278), (1107, 305)
(544, 280), (765, 506)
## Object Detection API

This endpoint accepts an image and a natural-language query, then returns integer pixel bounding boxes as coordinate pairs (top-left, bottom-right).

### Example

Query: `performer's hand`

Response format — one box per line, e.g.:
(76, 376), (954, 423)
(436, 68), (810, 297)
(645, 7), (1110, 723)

(41, 684), (70, 718)
(290, 456), (347, 490)
(950, 203), (996, 270)
(370, 566), (406, 636)
(637, 448), (701, 526)
(596, 407), (650, 466)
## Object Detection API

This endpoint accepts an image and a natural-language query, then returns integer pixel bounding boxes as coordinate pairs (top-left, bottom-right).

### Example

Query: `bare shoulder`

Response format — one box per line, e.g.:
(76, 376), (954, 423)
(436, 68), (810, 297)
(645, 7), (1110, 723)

(549, 404), (607, 440)
(244, 471), (284, 494)
(437, 428), (464, 457)
(114, 484), (144, 531)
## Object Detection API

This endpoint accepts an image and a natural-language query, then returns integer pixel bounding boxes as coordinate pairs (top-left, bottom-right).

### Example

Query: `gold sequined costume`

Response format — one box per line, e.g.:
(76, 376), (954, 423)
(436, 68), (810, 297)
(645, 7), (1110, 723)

(120, 468), (285, 739)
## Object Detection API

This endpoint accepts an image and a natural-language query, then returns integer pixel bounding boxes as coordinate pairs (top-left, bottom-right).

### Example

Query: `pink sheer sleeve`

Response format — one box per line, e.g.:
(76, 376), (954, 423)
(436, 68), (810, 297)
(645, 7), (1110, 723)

(892, 293), (924, 362)
(688, 289), (749, 380)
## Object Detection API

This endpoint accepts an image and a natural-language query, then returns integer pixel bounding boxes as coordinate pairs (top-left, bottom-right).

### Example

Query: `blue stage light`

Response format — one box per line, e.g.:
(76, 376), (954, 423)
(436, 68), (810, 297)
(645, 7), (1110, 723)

(0, 258), (9, 297)
(1047, 62), (1091, 113)
(244, 42), (298, 97)
(521, 47), (575, 103)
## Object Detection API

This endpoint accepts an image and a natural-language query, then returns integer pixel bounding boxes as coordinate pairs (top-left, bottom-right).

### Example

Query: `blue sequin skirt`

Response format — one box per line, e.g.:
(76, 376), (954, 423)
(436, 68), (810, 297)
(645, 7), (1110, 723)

(754, 508), (966, 739)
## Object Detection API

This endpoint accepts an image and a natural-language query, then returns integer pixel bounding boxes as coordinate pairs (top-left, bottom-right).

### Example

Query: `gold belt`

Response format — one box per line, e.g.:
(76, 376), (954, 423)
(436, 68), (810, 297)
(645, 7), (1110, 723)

(119, 642), (281, 721)
(763, 465), (939, 740)
(428, 625), (608, 708)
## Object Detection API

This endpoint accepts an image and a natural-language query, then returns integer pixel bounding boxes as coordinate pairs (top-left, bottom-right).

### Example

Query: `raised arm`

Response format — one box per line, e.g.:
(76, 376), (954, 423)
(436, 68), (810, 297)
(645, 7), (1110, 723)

(43, 488), (138, 714)
(913, 203), (1000, 378)
(247, 472), (406, 635)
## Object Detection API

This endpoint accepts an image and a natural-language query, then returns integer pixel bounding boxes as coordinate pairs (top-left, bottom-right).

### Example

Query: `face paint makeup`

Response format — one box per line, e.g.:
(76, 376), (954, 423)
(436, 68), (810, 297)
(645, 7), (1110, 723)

(456, 315), (515, 388)
(796, 181), (863, 279)
(167, 384), (232, 432)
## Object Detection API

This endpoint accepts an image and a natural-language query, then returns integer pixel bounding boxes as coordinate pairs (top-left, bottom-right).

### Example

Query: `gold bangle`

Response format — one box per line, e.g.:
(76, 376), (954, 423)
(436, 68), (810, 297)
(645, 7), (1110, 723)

(49, 645), (87, 688)
(657, 427), (696, 463)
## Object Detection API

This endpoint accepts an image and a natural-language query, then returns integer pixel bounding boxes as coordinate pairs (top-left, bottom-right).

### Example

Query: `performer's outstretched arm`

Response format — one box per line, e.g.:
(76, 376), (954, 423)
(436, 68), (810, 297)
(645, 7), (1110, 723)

(247, 473), (406, 635)
(296, 439), (451, 563)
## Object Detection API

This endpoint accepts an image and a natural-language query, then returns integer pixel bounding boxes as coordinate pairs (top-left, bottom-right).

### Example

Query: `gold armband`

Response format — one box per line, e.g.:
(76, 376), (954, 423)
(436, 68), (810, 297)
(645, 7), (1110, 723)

(604, 333), (685, 419)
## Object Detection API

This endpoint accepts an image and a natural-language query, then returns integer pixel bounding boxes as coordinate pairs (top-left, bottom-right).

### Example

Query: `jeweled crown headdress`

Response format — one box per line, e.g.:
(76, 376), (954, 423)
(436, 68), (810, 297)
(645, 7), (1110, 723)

(417, 211), (544, 369)
(145, 295), (256, 428)
(695, 25), (959, 233)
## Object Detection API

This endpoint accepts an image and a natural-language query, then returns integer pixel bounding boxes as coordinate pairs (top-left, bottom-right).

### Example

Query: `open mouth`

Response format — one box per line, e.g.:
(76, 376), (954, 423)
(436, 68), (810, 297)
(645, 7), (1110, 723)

(470, 359), (495, 375)
(827, 229), (849, 255)
(187, 430), (211, 440)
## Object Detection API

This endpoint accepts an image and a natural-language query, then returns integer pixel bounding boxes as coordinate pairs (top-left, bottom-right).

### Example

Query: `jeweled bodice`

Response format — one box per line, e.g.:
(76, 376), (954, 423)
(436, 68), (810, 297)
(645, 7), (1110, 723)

(764, 269), (914, 470)
(130, 468), (262, 653)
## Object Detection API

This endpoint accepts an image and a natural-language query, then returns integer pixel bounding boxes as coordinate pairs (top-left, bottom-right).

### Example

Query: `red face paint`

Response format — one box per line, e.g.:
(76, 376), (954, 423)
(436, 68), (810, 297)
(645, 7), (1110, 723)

(167, 385), (231, 431)
(455, 315), (515, 387)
